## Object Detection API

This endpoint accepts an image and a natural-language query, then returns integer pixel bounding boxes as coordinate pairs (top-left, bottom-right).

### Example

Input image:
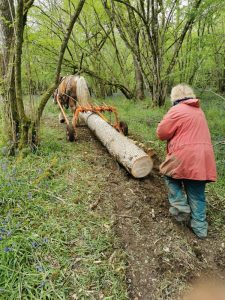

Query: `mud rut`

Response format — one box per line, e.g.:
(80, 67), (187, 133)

(51, 119), (225, 300)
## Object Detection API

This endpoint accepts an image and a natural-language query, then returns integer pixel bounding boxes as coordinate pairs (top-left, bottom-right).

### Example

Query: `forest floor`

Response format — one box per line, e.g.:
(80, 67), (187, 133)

(0, 94), (225, 299)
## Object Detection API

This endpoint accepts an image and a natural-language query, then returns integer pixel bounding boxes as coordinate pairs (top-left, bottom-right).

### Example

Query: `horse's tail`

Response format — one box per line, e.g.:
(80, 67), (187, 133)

(76, 76), (91, 106)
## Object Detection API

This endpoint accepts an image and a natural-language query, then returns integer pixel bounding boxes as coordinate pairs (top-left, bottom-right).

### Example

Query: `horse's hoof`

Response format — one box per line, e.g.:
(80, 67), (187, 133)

(119, 121), (128, 136)
(66, 125), (75, 142)
(60, 119), (65, 124)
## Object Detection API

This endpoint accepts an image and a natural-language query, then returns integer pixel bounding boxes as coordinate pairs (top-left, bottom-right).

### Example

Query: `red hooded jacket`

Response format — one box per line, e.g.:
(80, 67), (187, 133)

(157, 99), (217, 181)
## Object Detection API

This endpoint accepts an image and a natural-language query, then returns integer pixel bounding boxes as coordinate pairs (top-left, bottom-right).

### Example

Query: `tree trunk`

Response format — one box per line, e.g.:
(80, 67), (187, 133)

(119, 85), (134, 99)
(0, 0), (20, 151)
(80, 112), (153, 178)
(0, 0), (15, 70)
(7, 66), (20, 146)
(152, 77), (167, 107)
(32, 0), (87, 145)
(219, 56), (225, 93)
(14, 0), (31, 149)
(133, 55), (145, 100)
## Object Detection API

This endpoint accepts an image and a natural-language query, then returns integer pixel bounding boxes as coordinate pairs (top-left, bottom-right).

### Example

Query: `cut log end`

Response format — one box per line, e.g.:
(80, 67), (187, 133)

(131, 156), (153, 178)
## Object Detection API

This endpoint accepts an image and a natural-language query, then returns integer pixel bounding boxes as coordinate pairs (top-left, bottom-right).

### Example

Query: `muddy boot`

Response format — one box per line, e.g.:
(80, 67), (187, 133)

(175, 212), (190, 223)
(169, 207), (190, 224)
(169, 207), (179, 216)
(187, 220), (208, 240)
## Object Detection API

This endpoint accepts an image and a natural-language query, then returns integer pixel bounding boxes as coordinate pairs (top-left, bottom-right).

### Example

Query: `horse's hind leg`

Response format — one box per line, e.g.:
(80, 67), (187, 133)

(70, 100), (81, 125)
(59, 112), (65, 123)
(69, 97), (76, 113)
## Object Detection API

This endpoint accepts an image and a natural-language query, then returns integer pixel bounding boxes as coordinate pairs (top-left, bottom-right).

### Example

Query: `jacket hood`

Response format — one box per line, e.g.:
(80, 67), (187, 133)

(183, 98), (200, 107)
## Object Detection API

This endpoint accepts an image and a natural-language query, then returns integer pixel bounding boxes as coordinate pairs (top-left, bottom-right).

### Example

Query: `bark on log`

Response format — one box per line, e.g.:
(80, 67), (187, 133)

(80, 112), (153, 178)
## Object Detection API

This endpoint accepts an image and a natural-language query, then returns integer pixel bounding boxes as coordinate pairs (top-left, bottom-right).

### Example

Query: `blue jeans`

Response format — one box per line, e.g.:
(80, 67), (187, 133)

(164, 176), (207, 238)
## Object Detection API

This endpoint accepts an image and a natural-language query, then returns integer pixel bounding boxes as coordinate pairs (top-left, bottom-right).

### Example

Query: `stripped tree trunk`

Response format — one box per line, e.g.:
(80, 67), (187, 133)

(80, 112), (153, 178)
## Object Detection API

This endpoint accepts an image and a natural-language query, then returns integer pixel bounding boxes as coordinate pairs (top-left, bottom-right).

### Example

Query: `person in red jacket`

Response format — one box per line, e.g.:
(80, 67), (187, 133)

(157, 84), (217, 239)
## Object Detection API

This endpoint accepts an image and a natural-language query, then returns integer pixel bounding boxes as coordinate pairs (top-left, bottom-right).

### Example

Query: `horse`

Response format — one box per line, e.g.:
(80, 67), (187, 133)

(53, 75), (91, 123)
(53, 75), (128, 140)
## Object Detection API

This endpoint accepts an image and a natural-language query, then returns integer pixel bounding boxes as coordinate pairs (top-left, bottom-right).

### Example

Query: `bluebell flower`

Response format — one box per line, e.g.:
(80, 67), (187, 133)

(0, 236), (3, 241)
(43, 238), (49, 243)
(31, 241), (39, 248)
(28, 192), (32, 200)
(36, 265), (43, 272)
(37, 280), (46, 288)
(4, 247), (12, 252)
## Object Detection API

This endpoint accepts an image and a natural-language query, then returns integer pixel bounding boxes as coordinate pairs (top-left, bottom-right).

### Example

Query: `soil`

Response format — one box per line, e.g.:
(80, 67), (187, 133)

(50, 119), (225, 300)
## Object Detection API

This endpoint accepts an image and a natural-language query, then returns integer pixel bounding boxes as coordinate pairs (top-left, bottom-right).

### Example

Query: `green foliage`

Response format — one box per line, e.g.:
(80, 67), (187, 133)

(0, 103), (128, 299)
(18, 0), (225, 101)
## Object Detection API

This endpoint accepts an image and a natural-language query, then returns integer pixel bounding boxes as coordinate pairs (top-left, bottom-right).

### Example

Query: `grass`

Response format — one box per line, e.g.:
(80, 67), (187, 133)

(0, 91), (224, 298)
(0, 103), (128, 299)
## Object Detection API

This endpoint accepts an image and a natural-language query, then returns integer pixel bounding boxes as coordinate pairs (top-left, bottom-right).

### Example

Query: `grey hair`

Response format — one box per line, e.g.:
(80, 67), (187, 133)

(170, 84), (196, 103)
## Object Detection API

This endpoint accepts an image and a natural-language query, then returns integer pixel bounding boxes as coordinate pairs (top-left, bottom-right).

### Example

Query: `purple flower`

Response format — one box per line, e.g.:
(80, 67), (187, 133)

(31, 241), (39, 248)
(36, 265), (44, 272)
(43, 238), (48, 243)
(4, 247), (12, 252)
(0, 228), (7, 233)
(37, 280), (46, 288)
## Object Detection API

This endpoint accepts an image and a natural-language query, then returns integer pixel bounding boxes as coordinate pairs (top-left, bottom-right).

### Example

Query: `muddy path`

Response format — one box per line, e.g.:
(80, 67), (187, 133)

(48, 118), (225, 300)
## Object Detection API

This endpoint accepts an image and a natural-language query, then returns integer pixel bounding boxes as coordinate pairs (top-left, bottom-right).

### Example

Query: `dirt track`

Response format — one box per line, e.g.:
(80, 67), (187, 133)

(53, 120), (225, 300)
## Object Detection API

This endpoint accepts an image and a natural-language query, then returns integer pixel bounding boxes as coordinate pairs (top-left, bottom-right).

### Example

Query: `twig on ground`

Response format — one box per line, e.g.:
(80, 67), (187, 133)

(32, 188), (66, 203)
(116, 214), (139, 220)
(89, 197), (101, 210)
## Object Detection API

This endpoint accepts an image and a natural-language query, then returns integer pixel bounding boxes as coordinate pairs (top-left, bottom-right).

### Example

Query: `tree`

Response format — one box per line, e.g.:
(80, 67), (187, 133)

(0, 0), (19, 151)
(103, 0), (206, 106)
(102, 0), (145, 99)
(0, 0), (86, 152)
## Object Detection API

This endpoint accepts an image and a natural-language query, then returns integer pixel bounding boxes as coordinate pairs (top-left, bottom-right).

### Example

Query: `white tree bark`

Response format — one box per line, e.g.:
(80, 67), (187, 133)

(80, 112), (153, 178)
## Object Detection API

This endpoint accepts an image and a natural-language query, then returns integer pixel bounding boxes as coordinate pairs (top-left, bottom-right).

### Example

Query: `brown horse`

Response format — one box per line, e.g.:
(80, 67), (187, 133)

(53, 75), (91, 123)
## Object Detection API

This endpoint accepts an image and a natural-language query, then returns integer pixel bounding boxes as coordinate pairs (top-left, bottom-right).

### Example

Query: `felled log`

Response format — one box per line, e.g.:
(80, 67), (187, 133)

(80, 112), (153, 178)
